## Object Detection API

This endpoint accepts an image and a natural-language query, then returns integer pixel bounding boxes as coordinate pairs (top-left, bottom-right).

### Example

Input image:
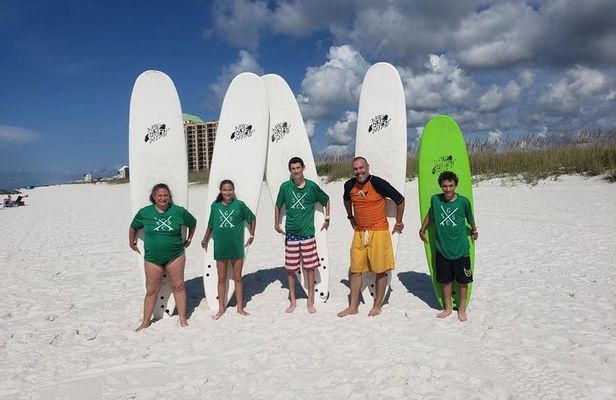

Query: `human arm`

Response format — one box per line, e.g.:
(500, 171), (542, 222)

(418, 214), (430, 243)
(274, 206), (285, 234)
(320, 201), (331, 231)
(344, 200), (356, 230)
(201, 228), (212, 251)
(393, 200), (405, 234)
(470, 222), (478, 241)
(245, 218), (256, 246)
(128, 226), (141, 254)
(184, 225), (196, 248)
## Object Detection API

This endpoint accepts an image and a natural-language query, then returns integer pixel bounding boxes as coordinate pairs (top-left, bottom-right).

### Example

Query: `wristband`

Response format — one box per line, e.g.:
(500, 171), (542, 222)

(324, 216), (330, 221)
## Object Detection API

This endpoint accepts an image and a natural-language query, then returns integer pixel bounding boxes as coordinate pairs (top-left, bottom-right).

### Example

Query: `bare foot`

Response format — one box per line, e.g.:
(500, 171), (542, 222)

(135, 321), (151, 332)
(213, 309), (226, 320)
(285, 303), (297, 313)
(179, 319), (189, 327)
(457, 310), (468, 322)
(368, 307), (382, 317)
(307, 304), (317, 314)
(237, 308), (250, 316)
(436, 309), (453, 319)
(337, 307), (358, 318)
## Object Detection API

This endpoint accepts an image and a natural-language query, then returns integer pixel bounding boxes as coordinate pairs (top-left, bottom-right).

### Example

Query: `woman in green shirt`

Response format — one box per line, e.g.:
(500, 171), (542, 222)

(129, 183), (197, 331)
(201, 180), (256, 320)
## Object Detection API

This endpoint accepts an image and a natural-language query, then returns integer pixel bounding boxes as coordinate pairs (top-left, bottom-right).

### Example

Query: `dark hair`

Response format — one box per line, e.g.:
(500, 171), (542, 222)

(288, 156), (305, 170)
(216, 179), (235, 202)
(149, 183), (173, 204)
(438, 171), (459, 185)
(352, 156), (368, 165)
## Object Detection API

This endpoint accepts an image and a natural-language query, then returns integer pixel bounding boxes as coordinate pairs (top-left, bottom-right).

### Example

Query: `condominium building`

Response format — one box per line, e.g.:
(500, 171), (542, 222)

(184, 113), (217, 171)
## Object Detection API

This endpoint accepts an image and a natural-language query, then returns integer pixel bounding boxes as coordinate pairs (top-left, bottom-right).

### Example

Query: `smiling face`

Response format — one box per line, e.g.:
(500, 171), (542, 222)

(440, 179), (457, 201)
(352, 158), (370, 183)
(289, 162), (305, 181)
(220, 182), (235, 202)
(153, 188), (171, 209)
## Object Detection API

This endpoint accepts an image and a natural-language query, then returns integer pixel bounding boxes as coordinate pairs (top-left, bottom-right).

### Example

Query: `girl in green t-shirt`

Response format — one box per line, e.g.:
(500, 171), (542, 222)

(201, 180), (256, 320)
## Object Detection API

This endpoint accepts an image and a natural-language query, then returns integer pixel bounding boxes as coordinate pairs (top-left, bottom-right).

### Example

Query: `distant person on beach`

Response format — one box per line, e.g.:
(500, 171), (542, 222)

(201, 179), (256, 320)
(129, 183), (196, 331)
(275, 156), (330, 313)
(3, 194), (11, 207)
(337, 156), (405, 318)
(418, 171), (477, 322)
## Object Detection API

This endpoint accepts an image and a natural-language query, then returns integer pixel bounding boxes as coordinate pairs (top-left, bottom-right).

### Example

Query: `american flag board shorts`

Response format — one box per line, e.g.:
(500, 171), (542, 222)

(285, 233), (320, 271)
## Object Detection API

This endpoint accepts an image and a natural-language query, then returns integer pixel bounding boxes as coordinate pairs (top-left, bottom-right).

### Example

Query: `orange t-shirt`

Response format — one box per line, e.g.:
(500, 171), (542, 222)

(344, 176), (404, 231)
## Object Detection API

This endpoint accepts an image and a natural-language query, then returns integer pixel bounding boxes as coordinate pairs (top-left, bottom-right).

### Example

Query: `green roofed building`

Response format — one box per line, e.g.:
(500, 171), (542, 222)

(183, 113), (217, 171)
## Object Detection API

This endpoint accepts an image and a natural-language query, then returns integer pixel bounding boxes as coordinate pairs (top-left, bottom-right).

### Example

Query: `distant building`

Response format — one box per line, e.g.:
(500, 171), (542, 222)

(184, 113), (217, 172)
(117, 166), (129, 179)
(84, 172), (92, 182)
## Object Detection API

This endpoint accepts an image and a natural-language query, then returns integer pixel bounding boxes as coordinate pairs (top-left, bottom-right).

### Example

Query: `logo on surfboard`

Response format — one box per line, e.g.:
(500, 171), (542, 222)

(145, 123), (169, 143)
(230, 124), (254, 141)
(432, 155), (455, 175)
(368, 114), (390, 133)
(271, 121), (290, 142)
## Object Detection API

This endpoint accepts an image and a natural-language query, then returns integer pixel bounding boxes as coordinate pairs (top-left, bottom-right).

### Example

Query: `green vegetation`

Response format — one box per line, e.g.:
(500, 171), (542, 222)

(317, 129), (616, 184)
(121, 129), (616, 186)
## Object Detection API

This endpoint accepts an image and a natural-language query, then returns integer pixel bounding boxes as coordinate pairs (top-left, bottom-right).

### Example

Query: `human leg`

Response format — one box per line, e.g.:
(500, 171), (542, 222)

(231, 258), (249, 316)
(165, 254), (188, 327)
(337, 272), (362, 317)
(136, 261), (164, 331)
(214, 260), (229, 319)
(306, 268), (316, 313)
(437, 282), (453, 318)
(457, 284), (468, 321)
(368, 272), (388, 316)
(286, 270), (297, 313)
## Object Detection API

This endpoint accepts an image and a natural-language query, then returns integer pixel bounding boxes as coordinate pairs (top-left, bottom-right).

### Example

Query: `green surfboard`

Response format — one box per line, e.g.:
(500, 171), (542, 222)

(418, 115), (475, 310)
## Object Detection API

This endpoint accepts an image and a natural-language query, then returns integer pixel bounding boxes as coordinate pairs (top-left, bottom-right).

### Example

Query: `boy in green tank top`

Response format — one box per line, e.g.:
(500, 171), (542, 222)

(419, 171), (478, 322)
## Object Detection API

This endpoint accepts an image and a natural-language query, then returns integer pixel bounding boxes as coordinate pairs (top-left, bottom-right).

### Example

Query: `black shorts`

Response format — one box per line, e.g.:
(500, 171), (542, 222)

(435, 251), (473, 284)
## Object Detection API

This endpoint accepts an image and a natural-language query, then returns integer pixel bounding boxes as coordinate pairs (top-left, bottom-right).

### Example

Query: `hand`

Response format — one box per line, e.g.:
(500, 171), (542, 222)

(471, 231), (478, 241)
(419, 230), (427, 243)
(201, 239), (209, 251)
(320, 219), (330, 231)
(245, 235), (254, 247)
(392, 222), (404, 234)
(184, 238), (192, 248)
(275, 224), (285, 235)
(129, 242), (141, 254)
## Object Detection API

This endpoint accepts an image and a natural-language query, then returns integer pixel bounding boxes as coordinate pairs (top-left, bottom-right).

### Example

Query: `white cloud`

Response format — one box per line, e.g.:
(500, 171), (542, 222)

(210, 50), (264, 105)
(297, 45), (370, 120)
(304, 119), (316, 139)
(539, 66), (607, 113)
(320, 144), (351, 157)
(325, 111), (356, 146)
(0, 126), (40, 147)
(487, 129), (503, 144)
(208, 0), (270, 50)
(478, 80), (522, 112)
(399, 54), (477, 111)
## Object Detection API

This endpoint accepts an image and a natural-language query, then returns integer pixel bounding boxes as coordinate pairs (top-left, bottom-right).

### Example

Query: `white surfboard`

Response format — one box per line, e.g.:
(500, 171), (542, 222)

(129, 70), (188, 320)
(203, 72), (269, 312)
(354, 62), (407, 304)
(263, 74), (330, 303)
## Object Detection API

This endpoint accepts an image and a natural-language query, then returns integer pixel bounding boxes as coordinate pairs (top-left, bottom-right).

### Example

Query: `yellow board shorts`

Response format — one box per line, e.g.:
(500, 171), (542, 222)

(349, 230), (395, 274)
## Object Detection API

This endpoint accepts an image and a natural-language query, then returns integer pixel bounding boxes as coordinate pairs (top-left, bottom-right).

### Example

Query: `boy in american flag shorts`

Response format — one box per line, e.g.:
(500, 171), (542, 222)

(275, 157), (330, 313)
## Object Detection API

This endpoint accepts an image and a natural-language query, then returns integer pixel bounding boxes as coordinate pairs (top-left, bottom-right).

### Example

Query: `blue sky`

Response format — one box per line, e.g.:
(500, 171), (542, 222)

(1, 0), (615, 188)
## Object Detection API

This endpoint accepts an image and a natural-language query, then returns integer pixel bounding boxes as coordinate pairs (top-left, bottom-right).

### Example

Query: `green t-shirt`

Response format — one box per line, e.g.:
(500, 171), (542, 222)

(275, 178), (329, 237)
(429, 193), (475, 260)
(131, 204), (197, 265)
(207, 199), (255, 260)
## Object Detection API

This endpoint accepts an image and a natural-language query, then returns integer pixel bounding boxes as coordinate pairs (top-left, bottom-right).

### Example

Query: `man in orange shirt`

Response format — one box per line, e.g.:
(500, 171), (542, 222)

(337, 156), (405, 317)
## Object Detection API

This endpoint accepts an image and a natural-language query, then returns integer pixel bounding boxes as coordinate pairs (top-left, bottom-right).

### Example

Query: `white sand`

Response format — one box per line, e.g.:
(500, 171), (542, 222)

(1, 176), (615, 399)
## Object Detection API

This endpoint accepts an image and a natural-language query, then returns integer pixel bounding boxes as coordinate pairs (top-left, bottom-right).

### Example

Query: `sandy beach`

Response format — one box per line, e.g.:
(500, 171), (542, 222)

(1, 176), (615, 399)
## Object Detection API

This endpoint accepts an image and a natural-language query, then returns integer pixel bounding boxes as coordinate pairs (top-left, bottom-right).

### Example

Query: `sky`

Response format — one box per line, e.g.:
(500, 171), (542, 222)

(1, 0), (615, 188)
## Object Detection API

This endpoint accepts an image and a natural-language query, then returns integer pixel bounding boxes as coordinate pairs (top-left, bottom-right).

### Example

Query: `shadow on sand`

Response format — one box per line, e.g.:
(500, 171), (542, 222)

(397, 271), (440, 310)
